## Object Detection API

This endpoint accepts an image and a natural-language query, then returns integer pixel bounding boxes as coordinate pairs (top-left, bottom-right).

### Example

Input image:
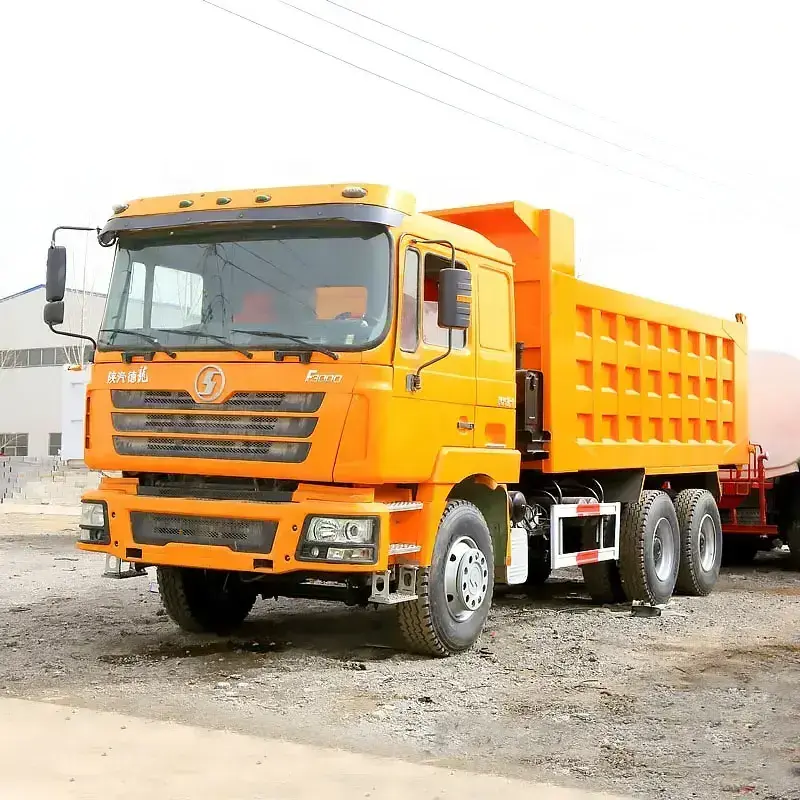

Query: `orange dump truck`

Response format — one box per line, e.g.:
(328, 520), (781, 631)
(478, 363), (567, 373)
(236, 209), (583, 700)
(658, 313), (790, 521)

(43, 185), (749, 656)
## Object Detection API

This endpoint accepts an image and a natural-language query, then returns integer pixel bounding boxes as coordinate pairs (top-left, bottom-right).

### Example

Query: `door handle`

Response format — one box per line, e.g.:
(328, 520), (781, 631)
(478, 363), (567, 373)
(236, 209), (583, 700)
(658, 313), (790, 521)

(457, 420), (475, 431)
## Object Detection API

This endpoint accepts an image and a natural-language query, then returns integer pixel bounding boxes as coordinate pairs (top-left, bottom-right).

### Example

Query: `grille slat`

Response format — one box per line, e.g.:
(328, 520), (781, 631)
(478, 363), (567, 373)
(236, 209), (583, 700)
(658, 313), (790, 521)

(131, 512), (277, 553)
(112, 390), (323, 413)
(114, 436), (310, 462)
(112, 413), (317, 438)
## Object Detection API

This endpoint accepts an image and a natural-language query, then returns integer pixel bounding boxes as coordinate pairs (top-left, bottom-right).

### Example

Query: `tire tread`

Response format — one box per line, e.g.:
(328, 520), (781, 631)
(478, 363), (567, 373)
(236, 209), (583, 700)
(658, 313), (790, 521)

(675, 489), (719, 596)
(619, 490), (678, 604)
(157, 567), (256, 634)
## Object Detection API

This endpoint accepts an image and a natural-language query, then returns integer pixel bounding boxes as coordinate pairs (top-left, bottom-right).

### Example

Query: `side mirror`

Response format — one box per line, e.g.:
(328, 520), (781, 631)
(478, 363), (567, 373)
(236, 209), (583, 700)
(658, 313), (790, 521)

(438, 267), (472, 330)
(43, 301), (65, 327)
(46, 245), (67, 302)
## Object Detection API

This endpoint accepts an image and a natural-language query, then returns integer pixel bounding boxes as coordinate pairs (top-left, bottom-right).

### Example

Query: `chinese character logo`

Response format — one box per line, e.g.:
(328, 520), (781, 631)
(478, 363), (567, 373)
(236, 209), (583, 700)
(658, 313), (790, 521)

(106, 366), (149, 385)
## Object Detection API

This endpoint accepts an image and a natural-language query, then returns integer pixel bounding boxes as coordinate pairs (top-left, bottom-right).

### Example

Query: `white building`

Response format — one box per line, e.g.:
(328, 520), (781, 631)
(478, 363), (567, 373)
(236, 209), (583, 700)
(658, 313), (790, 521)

(0, 285), (106, 458)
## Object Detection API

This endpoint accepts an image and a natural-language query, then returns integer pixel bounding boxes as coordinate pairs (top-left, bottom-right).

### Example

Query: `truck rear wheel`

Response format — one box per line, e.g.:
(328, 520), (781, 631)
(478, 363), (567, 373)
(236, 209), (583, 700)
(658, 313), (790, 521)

(157, 567), (257, 634)
(786, 520), (800, 569)
(397, 500), (494, 657)
(721, 535), (760, 566)
(674, 489), (722, 596)
(619, 490), (679, 605)
(580, 522), (626, 604)
(523, 536), (552, 588)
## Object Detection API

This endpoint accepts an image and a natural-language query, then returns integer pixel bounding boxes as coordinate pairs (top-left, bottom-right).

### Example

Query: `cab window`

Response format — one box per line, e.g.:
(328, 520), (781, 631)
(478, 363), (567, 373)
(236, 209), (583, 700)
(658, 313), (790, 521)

(422, 253), (467, 349)
(399, 249), (420, 352)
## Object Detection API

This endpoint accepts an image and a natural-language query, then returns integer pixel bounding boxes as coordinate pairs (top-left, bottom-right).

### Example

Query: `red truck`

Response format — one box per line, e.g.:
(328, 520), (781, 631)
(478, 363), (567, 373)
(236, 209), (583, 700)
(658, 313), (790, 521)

(719, 351), (800, 566)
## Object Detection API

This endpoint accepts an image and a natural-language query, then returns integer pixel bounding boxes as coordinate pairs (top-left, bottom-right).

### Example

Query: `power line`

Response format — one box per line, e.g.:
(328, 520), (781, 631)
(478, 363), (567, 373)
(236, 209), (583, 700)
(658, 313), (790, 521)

(198, 0), (685, 192)
(279, 0), (717, 188)
(325, 0), (713, 171)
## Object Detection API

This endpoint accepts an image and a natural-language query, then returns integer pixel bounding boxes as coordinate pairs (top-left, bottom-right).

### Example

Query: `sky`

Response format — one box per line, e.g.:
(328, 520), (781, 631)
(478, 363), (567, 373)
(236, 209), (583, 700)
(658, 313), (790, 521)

(2, 0), (798, 355)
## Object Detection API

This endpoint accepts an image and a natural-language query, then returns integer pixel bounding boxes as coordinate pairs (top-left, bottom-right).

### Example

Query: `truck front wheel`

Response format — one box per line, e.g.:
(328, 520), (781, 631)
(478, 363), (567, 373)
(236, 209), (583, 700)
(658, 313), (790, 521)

(157, 567), (257, 634)
(397, 501), (494, 657)
(619, 490), (680, 605)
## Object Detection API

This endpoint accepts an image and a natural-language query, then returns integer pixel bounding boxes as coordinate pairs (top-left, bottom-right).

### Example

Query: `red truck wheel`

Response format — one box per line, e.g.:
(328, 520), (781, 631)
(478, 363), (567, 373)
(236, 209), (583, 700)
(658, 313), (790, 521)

(787, 520), (800, 569)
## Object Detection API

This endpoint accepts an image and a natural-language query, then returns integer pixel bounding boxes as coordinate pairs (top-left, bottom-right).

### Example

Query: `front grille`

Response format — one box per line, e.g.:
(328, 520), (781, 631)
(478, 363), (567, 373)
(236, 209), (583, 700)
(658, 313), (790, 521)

(131, 512), (277, 553)
(112, 413), (317, 438)
(112, 390), (323, 413)
(114, 436), (309, 462)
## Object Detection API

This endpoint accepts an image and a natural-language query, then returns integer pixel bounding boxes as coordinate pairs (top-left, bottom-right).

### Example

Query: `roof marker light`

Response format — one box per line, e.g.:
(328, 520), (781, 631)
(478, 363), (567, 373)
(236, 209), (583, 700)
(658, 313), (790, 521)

(216, 197), (232, 205)
(342, 186), (367, 199)
(112, 203), (129, 214)
(179, 199), (194, 208)
(255, 194), (271, 203)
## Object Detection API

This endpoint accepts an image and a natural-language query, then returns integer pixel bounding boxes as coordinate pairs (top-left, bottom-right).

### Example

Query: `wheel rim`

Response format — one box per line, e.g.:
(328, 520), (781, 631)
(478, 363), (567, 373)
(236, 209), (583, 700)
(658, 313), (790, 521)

(652, 517), (676, 582)
(444, 535), (489, 622)
(698, 513), (717, 572)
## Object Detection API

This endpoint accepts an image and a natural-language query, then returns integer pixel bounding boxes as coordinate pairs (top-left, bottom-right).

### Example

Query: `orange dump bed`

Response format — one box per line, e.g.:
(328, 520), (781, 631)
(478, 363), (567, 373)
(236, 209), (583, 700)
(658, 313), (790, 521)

(430, 202), (749, 476)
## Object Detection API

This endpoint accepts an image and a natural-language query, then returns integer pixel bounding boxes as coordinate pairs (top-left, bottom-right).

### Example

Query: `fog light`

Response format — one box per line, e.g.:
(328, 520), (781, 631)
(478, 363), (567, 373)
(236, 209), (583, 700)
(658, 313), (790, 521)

(327, 547), (374, 562)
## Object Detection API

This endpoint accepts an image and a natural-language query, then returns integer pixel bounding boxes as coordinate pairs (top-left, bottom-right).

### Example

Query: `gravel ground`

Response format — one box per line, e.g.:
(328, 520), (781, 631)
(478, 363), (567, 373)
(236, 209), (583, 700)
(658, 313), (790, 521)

(1, 514), (799, 800)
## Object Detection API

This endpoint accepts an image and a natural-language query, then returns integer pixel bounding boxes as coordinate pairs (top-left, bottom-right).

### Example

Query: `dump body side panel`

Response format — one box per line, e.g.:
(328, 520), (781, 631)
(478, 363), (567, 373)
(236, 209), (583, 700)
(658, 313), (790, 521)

(548, 269), (748, 474)
(428, 202), (749, 475)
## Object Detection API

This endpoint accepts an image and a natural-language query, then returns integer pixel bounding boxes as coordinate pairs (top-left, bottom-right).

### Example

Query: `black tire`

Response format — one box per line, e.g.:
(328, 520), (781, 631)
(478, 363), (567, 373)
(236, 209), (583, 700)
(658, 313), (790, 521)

(397, 500), (494, 657)
(675, 489), (722, 596)
(580, 520), (626, 604)
(786, 520), (800, 569)
(619, 490), (679, 605)
(720, 535), (760, 566)
(157, 567), (257, 634)
(523, 536), (552, 588)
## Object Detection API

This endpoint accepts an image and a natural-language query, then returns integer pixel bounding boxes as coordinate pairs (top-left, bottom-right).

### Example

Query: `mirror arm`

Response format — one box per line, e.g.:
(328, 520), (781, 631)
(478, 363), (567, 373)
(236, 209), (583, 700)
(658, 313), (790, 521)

(406, 329), (453, 392)
(51, 225), (101, 247)
(46, 323), (98, 353)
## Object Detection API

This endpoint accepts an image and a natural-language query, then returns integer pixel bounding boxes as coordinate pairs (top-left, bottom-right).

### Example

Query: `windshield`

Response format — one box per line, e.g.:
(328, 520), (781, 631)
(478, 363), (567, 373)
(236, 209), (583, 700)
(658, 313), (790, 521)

(99, 222), (392, 353)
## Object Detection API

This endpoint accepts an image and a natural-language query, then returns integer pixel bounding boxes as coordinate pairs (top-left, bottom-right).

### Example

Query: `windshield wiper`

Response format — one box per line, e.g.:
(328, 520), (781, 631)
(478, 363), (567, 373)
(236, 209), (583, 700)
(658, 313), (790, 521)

(231, 329), (339, 361)
(99, 328), (177, 359)
(155, 328), (253, 359)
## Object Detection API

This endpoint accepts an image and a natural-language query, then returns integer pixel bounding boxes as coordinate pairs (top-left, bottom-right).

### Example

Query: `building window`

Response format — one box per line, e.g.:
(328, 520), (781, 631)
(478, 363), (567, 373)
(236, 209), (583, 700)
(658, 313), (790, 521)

(0, 345), (93, 369)
(49, 433), (62, 457)
(0, 434), (29, 457)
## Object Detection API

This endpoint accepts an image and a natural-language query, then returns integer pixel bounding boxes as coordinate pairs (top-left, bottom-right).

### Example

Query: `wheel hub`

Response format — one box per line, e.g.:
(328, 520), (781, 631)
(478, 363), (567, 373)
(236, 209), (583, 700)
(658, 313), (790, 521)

(698, 513), (717, 572)
(444, 535), (489, 622)
(652, 517), (676, 582)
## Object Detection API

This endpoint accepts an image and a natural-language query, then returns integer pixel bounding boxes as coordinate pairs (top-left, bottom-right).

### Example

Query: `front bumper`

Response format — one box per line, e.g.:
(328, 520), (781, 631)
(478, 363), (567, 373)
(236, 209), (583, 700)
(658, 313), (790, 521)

(78, 480), (395, 575)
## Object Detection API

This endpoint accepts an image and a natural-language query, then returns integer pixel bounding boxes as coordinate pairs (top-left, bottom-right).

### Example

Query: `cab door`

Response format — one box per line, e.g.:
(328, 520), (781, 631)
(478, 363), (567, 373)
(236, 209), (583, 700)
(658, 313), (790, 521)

(386, 243), (477, 481)
(474, 262), (516, 449)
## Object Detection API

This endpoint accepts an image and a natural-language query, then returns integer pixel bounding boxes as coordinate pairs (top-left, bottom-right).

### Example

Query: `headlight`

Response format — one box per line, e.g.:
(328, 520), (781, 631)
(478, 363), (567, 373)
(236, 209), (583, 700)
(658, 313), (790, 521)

(80, 502), (106, 529)
(306, 517), (374, 544)
(297, 516), (378, 563)
(79, 501), (110, 544)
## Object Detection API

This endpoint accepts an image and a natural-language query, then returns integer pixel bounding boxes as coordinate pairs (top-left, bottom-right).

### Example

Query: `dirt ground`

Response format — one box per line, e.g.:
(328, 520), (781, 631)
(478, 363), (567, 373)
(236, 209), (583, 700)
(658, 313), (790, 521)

(1, 514), (798, 800)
